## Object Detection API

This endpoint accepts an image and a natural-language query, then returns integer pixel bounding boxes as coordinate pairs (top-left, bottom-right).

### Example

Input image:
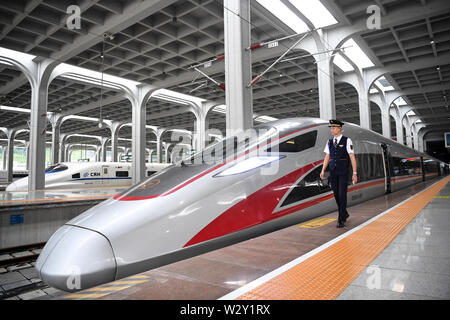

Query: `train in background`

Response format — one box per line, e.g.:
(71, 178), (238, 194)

(6, 162), (171, 191)
(35, 118), (449, 291)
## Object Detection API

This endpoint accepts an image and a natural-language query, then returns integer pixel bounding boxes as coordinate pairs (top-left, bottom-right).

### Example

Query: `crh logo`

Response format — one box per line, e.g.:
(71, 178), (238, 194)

(83, 172), (89, 178)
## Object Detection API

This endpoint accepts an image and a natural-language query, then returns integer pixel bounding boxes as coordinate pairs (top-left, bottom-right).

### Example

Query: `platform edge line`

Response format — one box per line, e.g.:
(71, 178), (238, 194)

(218, 177), (448, 300)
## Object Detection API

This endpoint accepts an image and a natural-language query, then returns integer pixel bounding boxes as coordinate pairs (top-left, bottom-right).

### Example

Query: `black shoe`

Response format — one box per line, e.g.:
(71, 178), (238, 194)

(337, 221), (345, 228)
(343, 213), (349, 223)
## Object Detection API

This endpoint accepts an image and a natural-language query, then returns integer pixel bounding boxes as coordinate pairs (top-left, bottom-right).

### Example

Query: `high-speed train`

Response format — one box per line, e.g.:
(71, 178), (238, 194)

(6, 162), (170, 191)
(35, 118), (448, 291)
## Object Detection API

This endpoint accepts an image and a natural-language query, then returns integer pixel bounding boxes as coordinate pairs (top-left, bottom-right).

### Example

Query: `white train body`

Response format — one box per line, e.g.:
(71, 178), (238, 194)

(6, 162), (170, 191)
(34, 118), (448, 292)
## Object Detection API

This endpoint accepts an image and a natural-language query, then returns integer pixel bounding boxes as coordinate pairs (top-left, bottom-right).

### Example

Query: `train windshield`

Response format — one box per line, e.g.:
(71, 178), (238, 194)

(45, 164), (68, 173)
(182, 125), (278, 166)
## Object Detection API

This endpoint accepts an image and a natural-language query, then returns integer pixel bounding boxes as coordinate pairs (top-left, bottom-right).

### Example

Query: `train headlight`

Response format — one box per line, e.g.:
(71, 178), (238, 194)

(215, 155), (284, 177)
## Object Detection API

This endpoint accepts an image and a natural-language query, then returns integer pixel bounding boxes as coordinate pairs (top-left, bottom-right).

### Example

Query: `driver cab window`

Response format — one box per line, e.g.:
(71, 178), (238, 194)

(266, 130), (317, 153)
(45, 164), (68, 173)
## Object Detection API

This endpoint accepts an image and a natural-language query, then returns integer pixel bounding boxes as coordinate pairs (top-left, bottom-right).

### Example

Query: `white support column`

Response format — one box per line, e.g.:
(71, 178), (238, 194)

(369, 92), (391, 138)
(404, 118), (413, 149)
(6, 129), (16, 183)
(164, 143), (171, 164)
(336, 72), (371, 129)
(393, 105), (411, 145)
(26, 142), (30, 170)
(59, 134), (67, 163)
(412, 125), (420, 151)
(132, 99), (145, 182)
(406, 134), (413, 148)
(395, 117), (404, 144)
(358, 81), (372, 130)
(95, 146), (101, 162)
(100, 137), (108, 162)
(156, 128), (165, 164)
(398, 106), (413, 147)
(129, 86), (156, 184)
(28, 59), (58, 191)
(2, 146), (6, 170)
(51, 126), (60, 164)
(194, 102), (211, 152)
(417, 126), (427, 153)
(149, 150), (154, 163)
(65, 144), (70, 162)
(110, 121), (122, 162)
(381, 108), (392, 139)
(317, 51), (336, 120)
(407, 116), (423, 151)
(224, 0), (253, 135)
(48, 113), (62, 165)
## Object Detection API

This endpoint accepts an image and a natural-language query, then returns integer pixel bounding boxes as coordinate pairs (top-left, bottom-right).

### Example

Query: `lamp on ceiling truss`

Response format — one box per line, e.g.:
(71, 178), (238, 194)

(98, 36), (106, 129)
(98, 33), (114, 129)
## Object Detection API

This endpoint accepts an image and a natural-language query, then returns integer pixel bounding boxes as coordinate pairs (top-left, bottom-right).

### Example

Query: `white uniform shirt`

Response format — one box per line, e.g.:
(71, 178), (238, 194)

(323, 134), (354, 154)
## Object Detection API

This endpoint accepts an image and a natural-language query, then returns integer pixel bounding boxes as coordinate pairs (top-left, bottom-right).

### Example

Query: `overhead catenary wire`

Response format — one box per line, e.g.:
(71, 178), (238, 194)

(280, 46), (352, 63)
(189, 0), (342, 96)
(248, 32), (309, 87)
(1, 1), (344, 114)
(214, 0), (338, 81)
(193, 67), (226, 91)
(188, 28), (322, 71)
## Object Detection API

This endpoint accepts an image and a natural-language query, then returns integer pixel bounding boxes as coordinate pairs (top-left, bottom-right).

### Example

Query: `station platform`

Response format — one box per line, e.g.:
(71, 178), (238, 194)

(0, 187), (125, 249)
(0, 186), (123, 207)
(47, 175), (449, 301)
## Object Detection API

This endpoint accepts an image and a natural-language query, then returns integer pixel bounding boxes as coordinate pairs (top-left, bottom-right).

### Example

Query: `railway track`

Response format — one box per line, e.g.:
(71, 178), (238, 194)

(0, 243), (45, 268)
(0, 242), (51, 300)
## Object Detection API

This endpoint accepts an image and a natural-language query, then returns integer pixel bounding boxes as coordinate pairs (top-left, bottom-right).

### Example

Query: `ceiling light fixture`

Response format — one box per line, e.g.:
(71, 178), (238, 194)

(256, 0), (308, 33)
(288, 0), (338, 29)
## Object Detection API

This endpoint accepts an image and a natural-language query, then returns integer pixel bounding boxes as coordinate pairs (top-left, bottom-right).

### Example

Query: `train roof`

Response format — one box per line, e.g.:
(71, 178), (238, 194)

(266, 117), (446, 165)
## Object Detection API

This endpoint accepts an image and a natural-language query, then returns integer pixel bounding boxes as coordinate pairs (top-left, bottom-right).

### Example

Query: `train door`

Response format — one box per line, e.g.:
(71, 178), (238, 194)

(102, 165), (110, 185)
(380, 143), (391, 194)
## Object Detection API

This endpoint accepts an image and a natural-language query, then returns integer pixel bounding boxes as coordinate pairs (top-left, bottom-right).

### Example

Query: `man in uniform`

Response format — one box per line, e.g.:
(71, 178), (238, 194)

(320, 120), (358, 228)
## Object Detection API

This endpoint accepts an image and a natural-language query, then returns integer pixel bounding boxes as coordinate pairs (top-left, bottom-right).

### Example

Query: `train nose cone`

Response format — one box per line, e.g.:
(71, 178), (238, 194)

(5, 182), (17, 191)
(35, 225), (116, 292)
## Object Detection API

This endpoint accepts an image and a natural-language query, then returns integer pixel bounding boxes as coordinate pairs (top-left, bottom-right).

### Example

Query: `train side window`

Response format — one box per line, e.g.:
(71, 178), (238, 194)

(354, 153), (384, 183)
(103, 167), (108, 175)
(147, 171), (157, 176)
(72, 173), (80, 179)
(116, 171), (129, 177)
(45, 164), (68, 173)
(281, 165), (331, 207)
(266, 130), (317, 153)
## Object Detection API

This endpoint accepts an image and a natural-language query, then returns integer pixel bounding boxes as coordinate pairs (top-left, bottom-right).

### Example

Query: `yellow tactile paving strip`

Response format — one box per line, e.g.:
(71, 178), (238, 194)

(237, 176), (450, 300)
(63, 275), (151, 299)
(298, 217), (337, 229)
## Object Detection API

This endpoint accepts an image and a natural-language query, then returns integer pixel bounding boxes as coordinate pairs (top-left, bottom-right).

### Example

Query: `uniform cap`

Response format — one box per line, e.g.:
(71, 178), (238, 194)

(328, 119), (344, 127)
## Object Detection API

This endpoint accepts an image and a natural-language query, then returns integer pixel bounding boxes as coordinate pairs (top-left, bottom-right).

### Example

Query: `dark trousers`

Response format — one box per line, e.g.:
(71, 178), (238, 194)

(329, 171), (349, 222)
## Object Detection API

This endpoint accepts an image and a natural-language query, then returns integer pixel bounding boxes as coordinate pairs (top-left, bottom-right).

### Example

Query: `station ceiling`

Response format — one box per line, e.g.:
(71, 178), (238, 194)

(0, 0), (449, 148)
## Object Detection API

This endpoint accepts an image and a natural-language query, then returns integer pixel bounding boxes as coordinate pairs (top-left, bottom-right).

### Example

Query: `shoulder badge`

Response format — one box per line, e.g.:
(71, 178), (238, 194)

(350, 144), (354, 150)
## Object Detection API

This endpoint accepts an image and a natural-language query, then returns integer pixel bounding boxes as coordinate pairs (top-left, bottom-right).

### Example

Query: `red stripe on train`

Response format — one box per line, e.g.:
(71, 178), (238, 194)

(183, 160), (324, 247)
(183, 166), (388, 247)
(115, 125), (321, 201)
